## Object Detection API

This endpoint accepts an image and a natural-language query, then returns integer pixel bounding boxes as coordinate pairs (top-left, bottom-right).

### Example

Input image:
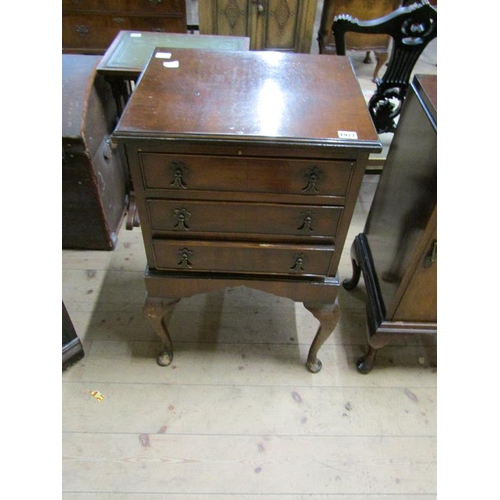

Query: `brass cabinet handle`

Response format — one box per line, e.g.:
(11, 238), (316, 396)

(252, 0), (265, 13)
(423, 240), (437, 268)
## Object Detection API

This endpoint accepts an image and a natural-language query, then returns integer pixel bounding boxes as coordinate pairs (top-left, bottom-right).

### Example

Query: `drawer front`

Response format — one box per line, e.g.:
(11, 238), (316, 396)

(62, 0), (107, 11)
(140, 154), (354, 197)
(105, 0), (185, 15)
(152, 240), (334, 277)
(63, 0), (186, 15)
(63, 15), (186, 50)
(63, 15), (131, 49)
(147, 199), (343, 239)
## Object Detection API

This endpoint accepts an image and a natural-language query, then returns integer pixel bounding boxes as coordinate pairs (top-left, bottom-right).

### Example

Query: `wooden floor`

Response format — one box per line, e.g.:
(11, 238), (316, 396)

(62, 175), (437, 499)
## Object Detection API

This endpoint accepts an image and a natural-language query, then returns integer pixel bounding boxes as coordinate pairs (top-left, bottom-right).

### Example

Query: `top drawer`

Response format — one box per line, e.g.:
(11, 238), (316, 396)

(63, 0), (185, 15)
(139, 153), (354, 198)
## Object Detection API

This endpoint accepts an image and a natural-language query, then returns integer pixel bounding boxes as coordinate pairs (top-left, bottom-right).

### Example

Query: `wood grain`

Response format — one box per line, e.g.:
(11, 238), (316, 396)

(62, 176), (437, 497)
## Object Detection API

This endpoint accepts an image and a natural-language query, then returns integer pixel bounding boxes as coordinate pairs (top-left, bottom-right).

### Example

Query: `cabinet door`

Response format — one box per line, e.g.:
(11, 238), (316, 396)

(258, 0), (316, 52)
(199, 0), (316, 52)
(199, 0), (252, 38)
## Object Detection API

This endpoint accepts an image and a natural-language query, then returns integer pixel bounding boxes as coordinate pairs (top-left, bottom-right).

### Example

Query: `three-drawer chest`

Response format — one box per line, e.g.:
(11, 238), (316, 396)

(113, 48), (381, 371)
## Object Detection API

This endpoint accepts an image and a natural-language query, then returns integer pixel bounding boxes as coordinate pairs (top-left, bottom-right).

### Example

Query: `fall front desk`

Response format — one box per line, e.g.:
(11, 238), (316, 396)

(113, 48), (381, 372)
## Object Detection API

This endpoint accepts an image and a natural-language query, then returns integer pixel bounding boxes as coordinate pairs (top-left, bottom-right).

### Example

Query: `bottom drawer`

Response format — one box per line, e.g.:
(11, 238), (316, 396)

(152, 240), (334, 277)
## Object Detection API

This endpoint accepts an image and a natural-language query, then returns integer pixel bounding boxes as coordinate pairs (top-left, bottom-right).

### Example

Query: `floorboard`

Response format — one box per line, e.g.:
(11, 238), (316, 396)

(62, 5), (438, 495)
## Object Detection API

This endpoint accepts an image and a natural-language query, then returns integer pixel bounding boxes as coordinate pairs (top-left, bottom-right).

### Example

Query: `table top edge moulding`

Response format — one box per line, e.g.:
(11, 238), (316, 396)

(114, 49), (381, 151)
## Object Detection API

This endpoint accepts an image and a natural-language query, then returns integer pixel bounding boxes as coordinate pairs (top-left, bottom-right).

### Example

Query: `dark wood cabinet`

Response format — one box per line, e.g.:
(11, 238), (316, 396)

(199, 0), (317, 53)
(62, 54), (128, 250)
(113, 48), (380, 371)
(62, 0), (187, 54)
(343, 74), (437, 373)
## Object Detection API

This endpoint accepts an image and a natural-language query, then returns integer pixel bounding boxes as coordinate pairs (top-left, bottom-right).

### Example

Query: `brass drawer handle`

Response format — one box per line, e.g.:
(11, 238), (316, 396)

(169, 161), (188, 189)
(173, 208), (191, 230)
(297, 210), (314, 232)
(301, 166), (323, 194)
(177, 248), (193, 269)
(76, 25), (90, 36)
(149, 0), (162, 3)
(290, 253), (306, 273)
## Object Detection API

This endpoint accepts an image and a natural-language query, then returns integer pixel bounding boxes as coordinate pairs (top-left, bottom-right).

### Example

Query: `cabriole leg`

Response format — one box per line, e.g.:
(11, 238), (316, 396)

(304, 299), (340, 373)
(143, 296), (180, 366)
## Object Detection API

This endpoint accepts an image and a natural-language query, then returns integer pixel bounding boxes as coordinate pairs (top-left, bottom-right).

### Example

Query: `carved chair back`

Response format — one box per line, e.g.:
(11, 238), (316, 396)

(333, 0), (437, 133)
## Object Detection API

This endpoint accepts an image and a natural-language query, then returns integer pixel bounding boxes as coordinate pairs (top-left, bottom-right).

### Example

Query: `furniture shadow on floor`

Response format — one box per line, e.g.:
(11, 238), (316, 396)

(78, 266), (308, 369)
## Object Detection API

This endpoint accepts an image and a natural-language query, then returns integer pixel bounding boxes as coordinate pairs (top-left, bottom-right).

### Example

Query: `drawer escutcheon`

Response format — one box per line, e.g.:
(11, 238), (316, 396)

(290, 253), (306, 273)
(169, 161), (189, 189)
(173, 208), (191, 230)
(177, 248), (194, 268)
(297, 210), (315, 233)
(301, 166), (323, 194)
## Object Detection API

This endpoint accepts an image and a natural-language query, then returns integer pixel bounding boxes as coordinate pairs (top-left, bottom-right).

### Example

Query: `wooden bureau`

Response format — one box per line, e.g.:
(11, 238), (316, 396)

(113, 49), (381, 371)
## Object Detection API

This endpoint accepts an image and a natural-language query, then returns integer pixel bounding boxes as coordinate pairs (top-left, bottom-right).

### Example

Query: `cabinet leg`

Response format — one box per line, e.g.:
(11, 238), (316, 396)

(143, 296), (180, 367)
(357, 345), (378, 374)
(304, 299), (340, 373)
(342, 241), (361, 290)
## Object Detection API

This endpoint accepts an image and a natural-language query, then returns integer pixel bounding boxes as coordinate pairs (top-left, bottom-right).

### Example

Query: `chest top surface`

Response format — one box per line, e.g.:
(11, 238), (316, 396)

(114, 49), (380, 150)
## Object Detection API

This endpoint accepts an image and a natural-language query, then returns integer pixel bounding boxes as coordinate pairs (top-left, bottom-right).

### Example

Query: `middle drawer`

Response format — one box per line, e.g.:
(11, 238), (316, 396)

(147, 200), (343, 240)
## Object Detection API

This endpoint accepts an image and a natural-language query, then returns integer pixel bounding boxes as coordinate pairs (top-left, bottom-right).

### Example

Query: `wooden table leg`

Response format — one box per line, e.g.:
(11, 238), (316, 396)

(304, 299), (340, 373)
(143, 296), (180, 366)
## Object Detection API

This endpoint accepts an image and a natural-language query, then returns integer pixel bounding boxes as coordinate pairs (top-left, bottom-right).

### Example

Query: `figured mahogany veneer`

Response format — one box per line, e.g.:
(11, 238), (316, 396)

(113, 49), (381, 372)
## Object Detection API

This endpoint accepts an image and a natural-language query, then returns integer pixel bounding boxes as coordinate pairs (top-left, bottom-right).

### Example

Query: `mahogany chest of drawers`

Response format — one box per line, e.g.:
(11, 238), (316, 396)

(113, 49), (381, 371)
